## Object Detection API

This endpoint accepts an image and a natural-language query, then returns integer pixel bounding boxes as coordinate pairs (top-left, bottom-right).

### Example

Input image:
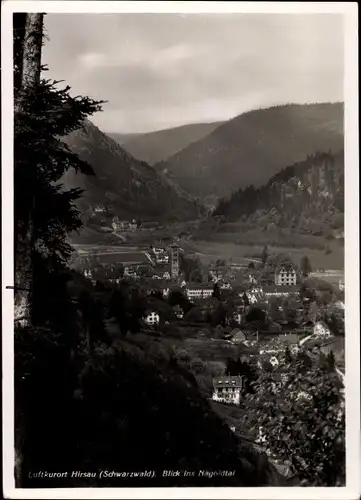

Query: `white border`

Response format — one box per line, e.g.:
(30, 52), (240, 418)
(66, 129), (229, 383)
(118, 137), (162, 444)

(2, 2), (360, 499)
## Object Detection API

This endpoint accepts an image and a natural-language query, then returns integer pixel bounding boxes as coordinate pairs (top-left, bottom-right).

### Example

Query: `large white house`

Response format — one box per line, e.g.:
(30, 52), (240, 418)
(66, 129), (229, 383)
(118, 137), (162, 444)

(275, 266), (297, 286)
(185, 283), (214, 300)
(212, 376), (243, 405)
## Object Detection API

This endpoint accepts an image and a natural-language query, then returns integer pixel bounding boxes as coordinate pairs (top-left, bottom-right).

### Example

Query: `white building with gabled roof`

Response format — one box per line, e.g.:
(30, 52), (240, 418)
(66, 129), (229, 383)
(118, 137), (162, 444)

(212, 376), (243, 405)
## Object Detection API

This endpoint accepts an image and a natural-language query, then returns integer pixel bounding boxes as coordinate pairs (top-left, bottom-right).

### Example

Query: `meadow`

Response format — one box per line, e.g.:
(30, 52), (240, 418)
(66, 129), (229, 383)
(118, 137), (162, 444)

(185, 239), (344, 271)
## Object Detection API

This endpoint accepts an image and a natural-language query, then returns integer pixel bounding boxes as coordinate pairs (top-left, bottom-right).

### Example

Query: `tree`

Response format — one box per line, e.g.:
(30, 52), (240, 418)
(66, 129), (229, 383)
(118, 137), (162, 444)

(216, 258), (226, 268)
(14, 13), (44, 326)
(189, 268), (203, 283)
(284, 346), (293, 364)
(225, 357), (258, 393)
(268, 297), (282, 322)
(300, 255), (312, 277)
(307, 301), (318, 325)
(325, 310), (344, 337)
(261, 246), (269, 267)
(242, 292), (250, 307)
(246, 307), (266, 323)
(184, 306), (203, 323)
(14, 14), (104, 485)
(212, 283), (221, 300)
(211, 302), (227, 327)
(283, 299), (298, 325)
(243, 359), (345, 486)
(168, 289), (191, 312)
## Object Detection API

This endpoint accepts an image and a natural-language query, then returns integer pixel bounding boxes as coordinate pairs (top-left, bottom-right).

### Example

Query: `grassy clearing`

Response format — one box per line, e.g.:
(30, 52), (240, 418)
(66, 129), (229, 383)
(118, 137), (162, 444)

(187, 240), (344, 270)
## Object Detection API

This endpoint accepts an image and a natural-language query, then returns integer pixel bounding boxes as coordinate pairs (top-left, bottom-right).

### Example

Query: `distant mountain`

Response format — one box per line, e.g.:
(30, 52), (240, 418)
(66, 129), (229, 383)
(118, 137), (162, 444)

(212, 151), (344, 238)
(62, 120), (201, 223)
(119, 122), (223, 165)
(107, 132), (141, 145)
(155, 103), (344, 204)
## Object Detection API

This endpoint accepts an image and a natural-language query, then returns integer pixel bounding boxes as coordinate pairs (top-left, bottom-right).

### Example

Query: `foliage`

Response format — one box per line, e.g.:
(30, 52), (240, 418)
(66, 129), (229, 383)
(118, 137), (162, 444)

(261, 245), (269, 266)
(212, 283), (221, 300)
(300, 255), (312, 276)
(158, 103), (343, 204)
(15, 76), (104, 323)
(324, 310), (345, 337)
(225, 357), (258, 393)
(242, 356), (345, 486)
(246, 307), (266, 323)
(268, 297), (283, 322)
(184, 306), (203, 323)
(213, 151), (344, 230)
(180, 254), (203, 281)
(211, 302), (227, 327)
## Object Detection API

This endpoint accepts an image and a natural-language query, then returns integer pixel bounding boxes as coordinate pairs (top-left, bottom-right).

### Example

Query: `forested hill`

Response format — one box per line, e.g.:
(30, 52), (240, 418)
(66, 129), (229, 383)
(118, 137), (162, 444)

(107, 132), (140, 145)
(213, 151), (344, 237)
(117, 121), (223, 166)
(62, 120), (201, 221)
(155, 103), (344, 204)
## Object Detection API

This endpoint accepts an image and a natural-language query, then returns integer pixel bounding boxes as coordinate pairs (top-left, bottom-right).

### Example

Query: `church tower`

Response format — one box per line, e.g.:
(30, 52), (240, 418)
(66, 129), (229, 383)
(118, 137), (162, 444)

(170, 243), (180, 279)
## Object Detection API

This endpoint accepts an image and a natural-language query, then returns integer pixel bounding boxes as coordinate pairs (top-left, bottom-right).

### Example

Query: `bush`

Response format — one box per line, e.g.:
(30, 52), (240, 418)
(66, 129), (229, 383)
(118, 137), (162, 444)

(190, 357), (207, 374)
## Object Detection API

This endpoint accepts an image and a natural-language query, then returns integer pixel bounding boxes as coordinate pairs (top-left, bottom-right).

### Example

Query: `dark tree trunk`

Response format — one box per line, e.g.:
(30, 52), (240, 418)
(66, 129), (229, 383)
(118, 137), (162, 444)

(14, 13), (44, 327)
(14, 13), (44, 487)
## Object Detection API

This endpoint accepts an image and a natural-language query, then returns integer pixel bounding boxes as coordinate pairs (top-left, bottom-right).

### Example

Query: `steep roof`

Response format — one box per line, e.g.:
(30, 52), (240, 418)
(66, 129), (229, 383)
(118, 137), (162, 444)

(213, 376), (243, 388)
(230, 328), (246, 340)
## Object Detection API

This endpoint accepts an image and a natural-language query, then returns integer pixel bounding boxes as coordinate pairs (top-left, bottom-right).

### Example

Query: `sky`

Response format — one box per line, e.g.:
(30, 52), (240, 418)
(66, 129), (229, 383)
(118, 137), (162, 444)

(42, 13), (344, 134)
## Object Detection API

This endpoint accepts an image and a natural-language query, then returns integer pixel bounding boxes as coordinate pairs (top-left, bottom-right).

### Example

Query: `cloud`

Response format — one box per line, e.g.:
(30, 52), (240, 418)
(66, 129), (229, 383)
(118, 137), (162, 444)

(42, 13), (344, 133)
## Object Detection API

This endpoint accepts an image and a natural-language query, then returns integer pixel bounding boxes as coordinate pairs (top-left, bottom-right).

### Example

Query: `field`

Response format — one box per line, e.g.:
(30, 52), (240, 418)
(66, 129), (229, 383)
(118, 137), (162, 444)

(183, 239), (344, 271)
(70, 244), (153, 266)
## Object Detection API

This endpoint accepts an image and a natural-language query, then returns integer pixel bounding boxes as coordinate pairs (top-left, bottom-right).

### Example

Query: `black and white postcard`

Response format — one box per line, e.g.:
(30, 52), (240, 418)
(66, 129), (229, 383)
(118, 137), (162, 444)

(2, 1), (360, 499)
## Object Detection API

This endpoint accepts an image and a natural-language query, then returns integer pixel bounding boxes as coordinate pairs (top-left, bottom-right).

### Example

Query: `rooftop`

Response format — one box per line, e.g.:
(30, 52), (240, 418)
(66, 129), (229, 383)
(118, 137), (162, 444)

(186, 282), (214, 290)
(263, 285), (299, 294)
(213, 376), (243, 388)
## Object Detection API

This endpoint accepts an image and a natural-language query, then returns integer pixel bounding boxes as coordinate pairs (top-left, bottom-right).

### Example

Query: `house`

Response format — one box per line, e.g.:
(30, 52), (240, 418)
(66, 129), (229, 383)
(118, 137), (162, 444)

(230, 329), (246, 344)
(212, 376), (243, 405)
(185, 283), (214, 300)
(111, 216), (122, 232)
(144, 311), (160, 326)
(232, 312), (243, 324)
(94, 204), (106, 214)
(152, 265), (171, 280)
(152, 246), (165, 256)
(84, 269), (92, 280)
(230, 262), (243, 271)
(124, 266), (138, 279)
(269, 356), (279, 367)
(248, 273), (257, 284)
(173, 305), (184, 320)
(259, 334), (300, 356)
(313, 321), (332, 339)
(156, 254), (169, 264)
(275, 266), (297, 286)
(146, 279), (171, 298)
(220, 282), (232, 290)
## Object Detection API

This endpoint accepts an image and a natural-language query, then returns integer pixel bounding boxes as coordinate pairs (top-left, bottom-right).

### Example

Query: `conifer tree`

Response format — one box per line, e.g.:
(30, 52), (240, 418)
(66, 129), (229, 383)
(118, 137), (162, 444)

(14, 12), (104, 485)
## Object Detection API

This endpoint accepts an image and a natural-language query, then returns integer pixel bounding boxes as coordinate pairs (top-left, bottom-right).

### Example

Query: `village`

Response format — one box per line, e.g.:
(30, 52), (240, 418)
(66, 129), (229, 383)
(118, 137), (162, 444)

(76, 236), (345, 418)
